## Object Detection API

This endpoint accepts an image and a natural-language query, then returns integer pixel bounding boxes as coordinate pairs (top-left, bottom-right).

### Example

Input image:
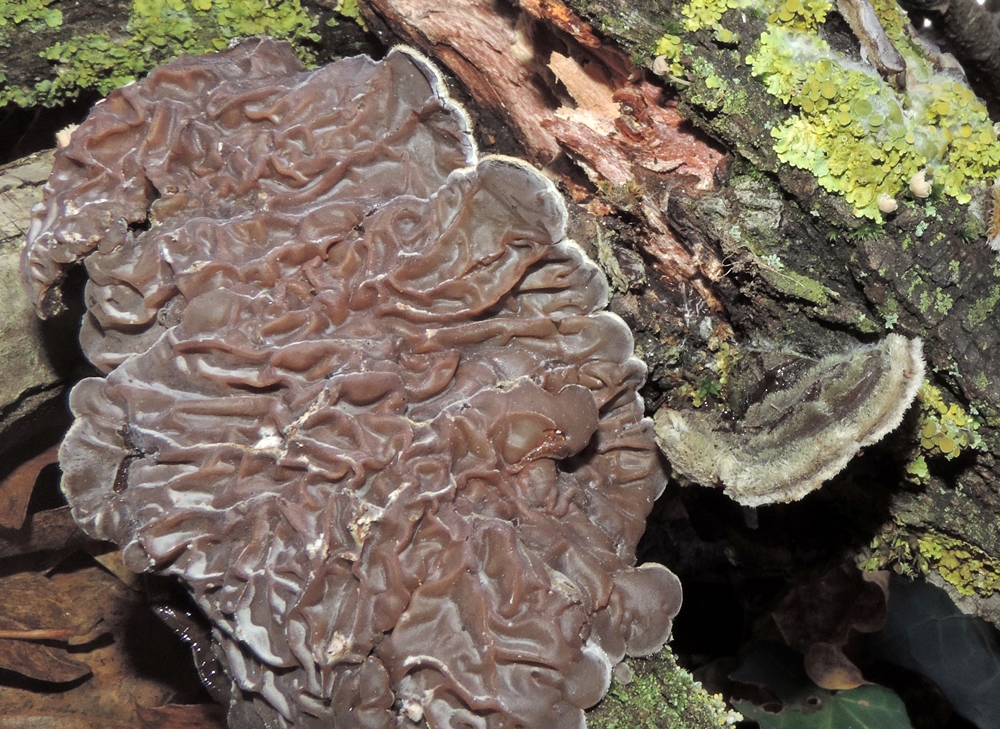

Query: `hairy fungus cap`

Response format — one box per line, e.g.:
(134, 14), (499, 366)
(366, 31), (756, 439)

(22, 38), (679, 729)
(654, 334), (924, 507)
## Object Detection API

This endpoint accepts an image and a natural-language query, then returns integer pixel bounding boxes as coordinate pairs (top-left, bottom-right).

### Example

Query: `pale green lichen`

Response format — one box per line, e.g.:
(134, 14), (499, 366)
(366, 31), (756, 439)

(653, 0), (1000, 222)
(678, 0), (754, 33)
(688, 57), (730, 110)
(756, 255), (834, 306)
(327, 0), (367, 30)
(594, 227), (631, 293)
(745, 10), (1000, 221)
(0, 0), (61, 32)
(918, 287), (953, 316)
(966, 284), (1000, 329)
(1, 0), (320, 108)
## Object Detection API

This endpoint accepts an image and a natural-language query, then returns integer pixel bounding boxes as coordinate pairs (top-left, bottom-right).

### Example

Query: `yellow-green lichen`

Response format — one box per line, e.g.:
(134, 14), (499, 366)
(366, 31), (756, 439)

(327, 0), (367, 30)
(905, 382), (983, 482)
(651, 0), (1000, 220)
(745, 7), (1000, 221)
(678, 0), (754, 33)
(0, 0), (61, 32)
(652, 0), (750, 79)
(2, 0), (320, 108)
(714, 27), (739, 44)
(916, 382), (983, 459)
(918, 530), (1000, 597)
(859, 524), (1000, 597)
(682, 329), (736, 407)
(768, 0), (830, 30)
(653, 32), (686, 78)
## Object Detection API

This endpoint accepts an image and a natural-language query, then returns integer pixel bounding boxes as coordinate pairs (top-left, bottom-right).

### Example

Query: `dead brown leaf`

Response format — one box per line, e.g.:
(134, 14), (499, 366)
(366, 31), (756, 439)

(0, 715), (135, 729)
(88, 549), (142, 589)
(0, 506), (92, 560)
(803, 641), (869, 690)
(0, 571), (104, 639)
(770, 561), (889, 690)
(0, 445), (58, 529)
(136, 703), (227, 729)
(0, 571), (109, 682)
(0, 555), (212, 724)
(0, 638), (91, 683)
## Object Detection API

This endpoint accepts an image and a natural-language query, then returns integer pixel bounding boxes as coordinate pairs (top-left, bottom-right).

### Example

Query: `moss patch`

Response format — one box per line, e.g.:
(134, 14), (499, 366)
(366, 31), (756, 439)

(587, 646), (741, 729)
(1, 0), (321, 108)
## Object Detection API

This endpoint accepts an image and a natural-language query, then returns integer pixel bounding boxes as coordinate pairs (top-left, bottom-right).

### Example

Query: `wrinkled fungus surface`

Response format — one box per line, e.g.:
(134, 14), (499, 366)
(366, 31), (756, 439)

(22, 38), (680, 729)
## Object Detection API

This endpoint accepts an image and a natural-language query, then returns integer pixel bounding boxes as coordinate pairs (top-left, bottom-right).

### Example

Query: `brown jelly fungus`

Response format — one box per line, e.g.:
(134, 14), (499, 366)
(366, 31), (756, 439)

(22, 38), (680, 729)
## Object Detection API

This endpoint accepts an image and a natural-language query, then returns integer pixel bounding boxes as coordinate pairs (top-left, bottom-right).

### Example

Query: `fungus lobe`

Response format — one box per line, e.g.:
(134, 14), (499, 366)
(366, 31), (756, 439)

(21, 38), (680, 729)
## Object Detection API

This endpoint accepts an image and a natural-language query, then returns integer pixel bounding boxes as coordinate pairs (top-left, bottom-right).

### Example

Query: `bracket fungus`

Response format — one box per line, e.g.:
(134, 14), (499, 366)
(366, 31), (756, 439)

(654, 335), (924, 507)
(21, 38), (681, 729)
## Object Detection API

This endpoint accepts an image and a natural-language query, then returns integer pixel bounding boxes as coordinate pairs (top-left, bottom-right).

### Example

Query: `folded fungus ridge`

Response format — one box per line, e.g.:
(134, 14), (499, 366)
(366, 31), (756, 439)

(22, 38), (680, 729)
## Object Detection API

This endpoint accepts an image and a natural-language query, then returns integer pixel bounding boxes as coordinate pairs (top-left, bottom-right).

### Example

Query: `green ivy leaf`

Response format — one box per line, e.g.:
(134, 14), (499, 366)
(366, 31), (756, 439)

(731, 642), (913, 729)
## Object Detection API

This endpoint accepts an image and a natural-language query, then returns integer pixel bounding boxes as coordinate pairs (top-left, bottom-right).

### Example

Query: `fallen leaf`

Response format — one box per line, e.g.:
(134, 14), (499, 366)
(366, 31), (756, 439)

(0, 556), (211, 724)
(136, 703), (226, 729)
(0, 570), (109, 682)
(0, 506), (91, 560)
(804, 642), (868, 690)
(770, 561), (889, 689)
(0, 638), (91, 683)
(731, 641), (913, 729)
(0, 714), (135, 729)
(88, 549), (142, 589)
(0, 445), (59, 529)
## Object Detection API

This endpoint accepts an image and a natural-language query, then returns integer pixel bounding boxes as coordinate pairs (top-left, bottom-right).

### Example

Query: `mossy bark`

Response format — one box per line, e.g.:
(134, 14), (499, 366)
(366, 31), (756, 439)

(565, 0), (1000, 609)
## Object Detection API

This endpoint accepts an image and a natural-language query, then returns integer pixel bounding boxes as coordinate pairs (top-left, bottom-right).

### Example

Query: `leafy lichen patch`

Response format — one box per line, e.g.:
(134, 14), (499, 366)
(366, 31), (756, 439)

(906, 382), (984, 483)
(654, 0), (1000, 222)
(862, 522), (1000, 598)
